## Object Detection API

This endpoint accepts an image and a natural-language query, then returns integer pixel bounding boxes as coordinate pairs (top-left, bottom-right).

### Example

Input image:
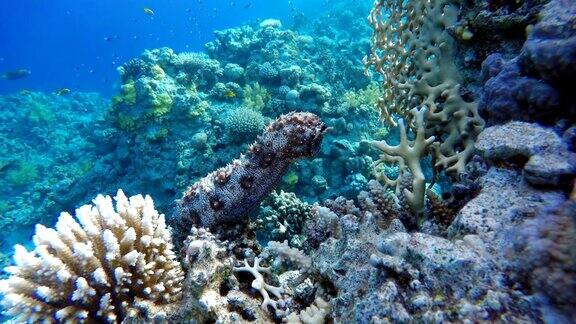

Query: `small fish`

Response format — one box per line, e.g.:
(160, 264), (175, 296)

(55, 88), (71, 96)
(103, 35), (119, 42)
(143, 7), (155, 16)
(1, 69), (31, 80)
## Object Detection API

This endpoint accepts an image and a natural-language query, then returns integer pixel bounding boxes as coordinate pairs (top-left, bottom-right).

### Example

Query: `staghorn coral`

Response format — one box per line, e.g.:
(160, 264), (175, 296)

(0, 190), (184, 323)
(372, 108), (435, 215)
(233, 257), (288, 317)
(173, 112), (327, 239)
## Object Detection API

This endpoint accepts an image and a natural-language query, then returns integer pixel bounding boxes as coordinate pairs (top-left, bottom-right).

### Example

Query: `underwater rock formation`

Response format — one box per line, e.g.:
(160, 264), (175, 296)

(173, 112), (326, 237)
(479, 55), (561, 123)
(0, 190), (184, 323)
(476, 121), (576, 187)
(480, 0), (576, 124)
(520, 0), (576, 84)
(506, 200), (576, 318)
(302, 186), (539, 322)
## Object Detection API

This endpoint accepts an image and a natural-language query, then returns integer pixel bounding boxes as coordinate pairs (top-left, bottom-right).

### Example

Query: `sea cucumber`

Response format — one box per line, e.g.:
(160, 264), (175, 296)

(172, 112), (327, 239)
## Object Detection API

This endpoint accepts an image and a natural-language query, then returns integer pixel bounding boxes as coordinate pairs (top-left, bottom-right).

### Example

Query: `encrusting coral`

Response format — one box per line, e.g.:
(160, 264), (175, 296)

(0, 190), (184, 323)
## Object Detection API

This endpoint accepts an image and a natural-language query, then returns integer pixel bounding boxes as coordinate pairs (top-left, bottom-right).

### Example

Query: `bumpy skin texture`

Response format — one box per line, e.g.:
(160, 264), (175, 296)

(173, 112), (327, 237)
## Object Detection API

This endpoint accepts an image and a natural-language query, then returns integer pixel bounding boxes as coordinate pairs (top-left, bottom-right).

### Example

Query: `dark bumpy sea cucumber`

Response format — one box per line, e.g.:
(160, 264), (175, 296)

(172, 112), (327, 239)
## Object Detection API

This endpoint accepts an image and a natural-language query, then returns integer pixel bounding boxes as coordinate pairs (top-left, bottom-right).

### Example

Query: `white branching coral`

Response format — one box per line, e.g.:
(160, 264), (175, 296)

(0, 190), (184, 323)
(233, 257), (288, 316)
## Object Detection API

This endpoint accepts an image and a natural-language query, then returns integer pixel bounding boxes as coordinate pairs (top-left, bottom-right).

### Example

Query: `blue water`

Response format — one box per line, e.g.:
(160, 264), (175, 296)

(0, 0), (325, 96)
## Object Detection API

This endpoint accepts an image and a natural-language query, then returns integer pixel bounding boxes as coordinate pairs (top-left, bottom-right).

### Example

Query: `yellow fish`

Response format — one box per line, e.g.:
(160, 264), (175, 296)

(143, 7), (155, 16)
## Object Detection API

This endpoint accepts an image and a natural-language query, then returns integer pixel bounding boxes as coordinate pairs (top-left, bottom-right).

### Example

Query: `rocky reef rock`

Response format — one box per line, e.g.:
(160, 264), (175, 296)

(520, 0), (576, 83)
(479, 0), (576, 125)
(476, 121), (576, 187)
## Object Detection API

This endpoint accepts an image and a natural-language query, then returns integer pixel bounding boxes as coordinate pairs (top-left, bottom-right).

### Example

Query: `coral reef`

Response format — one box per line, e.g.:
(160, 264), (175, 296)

(0, 190), (184, 323)
(255, 191), (315, 249)
(1, 0), (575, 322)
(0, 91), (109, 254)
(79, 6), (383, 219)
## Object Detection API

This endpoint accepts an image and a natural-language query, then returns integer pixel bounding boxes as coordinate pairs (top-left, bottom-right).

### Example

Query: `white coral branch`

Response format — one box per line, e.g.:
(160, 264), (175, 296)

(234, 257), (287, 315)
(372, 107), (435, 215)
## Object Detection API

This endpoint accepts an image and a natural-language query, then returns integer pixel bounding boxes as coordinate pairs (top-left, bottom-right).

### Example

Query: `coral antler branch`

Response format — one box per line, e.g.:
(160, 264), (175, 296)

(372, 108), (435, 215)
